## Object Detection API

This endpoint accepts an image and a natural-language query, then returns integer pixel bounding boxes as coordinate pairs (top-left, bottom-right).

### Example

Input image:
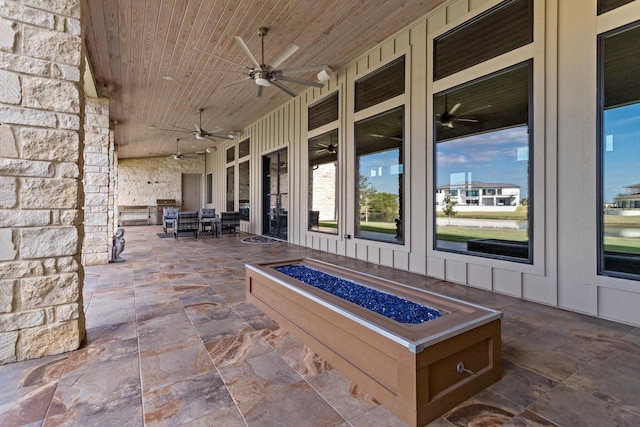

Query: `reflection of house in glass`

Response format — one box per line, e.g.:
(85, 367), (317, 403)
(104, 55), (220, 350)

(614, 184), (640, 209)
(436, 181), (520, 210)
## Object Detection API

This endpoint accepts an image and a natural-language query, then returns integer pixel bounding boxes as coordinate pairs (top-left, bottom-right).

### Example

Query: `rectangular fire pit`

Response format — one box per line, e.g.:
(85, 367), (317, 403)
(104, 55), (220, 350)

(245, 258), (502, 426)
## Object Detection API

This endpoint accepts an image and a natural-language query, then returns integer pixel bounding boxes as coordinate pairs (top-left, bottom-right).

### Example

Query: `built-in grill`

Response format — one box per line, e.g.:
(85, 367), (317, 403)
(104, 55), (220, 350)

(156, 199), (178, 224)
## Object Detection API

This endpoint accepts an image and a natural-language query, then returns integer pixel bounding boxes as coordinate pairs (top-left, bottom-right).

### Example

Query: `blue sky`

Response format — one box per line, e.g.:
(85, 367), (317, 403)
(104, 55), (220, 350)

(436, 126), (530, 200)
(603, 103), (640, 203)
(359, 149), (403, 195)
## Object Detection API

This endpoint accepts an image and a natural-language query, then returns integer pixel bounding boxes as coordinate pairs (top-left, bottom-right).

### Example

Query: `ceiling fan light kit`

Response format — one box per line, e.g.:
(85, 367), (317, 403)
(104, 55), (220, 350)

(317, 67), (332, 83)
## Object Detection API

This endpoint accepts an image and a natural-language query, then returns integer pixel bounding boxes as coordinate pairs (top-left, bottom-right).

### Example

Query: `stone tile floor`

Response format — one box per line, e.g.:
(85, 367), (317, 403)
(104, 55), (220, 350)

(1, 226), (639, 426)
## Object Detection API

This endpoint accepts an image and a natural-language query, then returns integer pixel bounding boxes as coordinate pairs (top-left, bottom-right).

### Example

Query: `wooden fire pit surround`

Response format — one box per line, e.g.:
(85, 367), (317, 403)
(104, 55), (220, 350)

(245, 258), (502, 426)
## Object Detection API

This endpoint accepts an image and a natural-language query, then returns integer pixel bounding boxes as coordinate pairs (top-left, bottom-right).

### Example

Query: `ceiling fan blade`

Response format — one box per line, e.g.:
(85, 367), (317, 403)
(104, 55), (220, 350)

(271, 80), (297, 97)
(269, 44), (299, 69)
(460, 104), (492, 114)
(234, 36), (262, 69)
(193, 47), (251, 70)
(167, 124), (195, 132)
(206, 132), (234, 140)
(449, 103), (462, 114)
(193, 69), (247, 74)
(279, 65), (328, 74)
(221, 77), (252, 88)
(278, 75), (324, 88)
(154, 129), (190, 134)
(456, 118), (479, 123)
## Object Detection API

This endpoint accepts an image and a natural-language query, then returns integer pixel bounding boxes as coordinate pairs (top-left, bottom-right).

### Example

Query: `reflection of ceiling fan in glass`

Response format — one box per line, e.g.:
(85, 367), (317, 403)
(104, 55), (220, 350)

(315, 141), (338, 153)
(195, 27), (331, 98)
(437, 99), (491, 128)
(312, 133), (338, 154)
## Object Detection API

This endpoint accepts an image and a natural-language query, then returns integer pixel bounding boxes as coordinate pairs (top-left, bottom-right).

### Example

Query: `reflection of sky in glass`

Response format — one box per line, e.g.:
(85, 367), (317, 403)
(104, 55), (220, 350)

(359, 149), (402, 195)
(436, 126), (529, 200)
(603, 103), (640, 203)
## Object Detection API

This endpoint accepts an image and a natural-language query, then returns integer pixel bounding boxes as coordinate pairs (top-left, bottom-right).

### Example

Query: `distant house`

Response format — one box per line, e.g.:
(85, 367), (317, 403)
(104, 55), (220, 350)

(436, 181), (520, 211)
(614, 184), (640, 209)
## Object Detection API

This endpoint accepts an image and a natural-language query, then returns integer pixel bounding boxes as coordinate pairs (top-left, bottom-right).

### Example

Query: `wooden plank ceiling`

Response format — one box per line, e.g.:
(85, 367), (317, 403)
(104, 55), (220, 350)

(84, 0), (447, 159)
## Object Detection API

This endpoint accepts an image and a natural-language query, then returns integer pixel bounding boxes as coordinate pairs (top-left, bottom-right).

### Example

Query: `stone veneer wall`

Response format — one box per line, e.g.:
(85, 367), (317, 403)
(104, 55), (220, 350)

(311, 163), (337, 221)
(0, 0), (86, 364)
(82, 97), (110, 265)
(117, 156), (204, 223)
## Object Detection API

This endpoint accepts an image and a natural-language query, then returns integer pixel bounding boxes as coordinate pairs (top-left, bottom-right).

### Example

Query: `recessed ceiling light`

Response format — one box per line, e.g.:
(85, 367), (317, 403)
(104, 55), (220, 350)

(162, 75), (174, 81)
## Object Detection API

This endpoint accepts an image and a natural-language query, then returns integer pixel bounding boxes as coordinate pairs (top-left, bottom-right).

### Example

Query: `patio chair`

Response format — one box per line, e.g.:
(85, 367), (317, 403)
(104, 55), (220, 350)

(162, 207), (180, 233)
(220, 211), (240, 234)
(173, 211), (199, 239)
(199, 208), (220, 238)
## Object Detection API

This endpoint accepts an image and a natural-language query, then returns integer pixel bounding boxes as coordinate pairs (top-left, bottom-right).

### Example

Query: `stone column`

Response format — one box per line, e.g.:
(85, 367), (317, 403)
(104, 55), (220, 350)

(83, 97), (110, 265)
(0, 0), (86, 364)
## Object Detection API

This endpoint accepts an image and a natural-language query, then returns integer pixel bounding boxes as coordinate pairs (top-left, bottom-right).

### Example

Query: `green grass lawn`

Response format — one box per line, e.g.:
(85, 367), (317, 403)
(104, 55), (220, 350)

(436, 226), (528, 242)
(436, 206), (529, 221)
(319, 221), (398, 235)
(324, 216), (640, 253)
(604, 237), (640, 254)
(603, 215), (640, 226)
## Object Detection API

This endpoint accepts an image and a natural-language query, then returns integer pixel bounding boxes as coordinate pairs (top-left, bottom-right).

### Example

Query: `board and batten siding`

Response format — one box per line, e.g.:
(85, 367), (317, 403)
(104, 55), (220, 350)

(205, 0), (640, 327)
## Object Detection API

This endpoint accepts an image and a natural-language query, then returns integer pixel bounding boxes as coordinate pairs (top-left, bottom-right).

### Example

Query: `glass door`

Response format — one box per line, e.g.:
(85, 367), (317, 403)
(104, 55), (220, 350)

(263, 149), (288, 240)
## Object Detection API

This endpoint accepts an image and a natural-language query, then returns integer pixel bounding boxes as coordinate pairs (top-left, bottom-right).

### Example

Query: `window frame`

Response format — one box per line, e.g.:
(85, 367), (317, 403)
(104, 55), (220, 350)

(307, 90), (341, 236)
(351, 53), (409, 247)
(427, 0), (546, 275)
(433, 61), (534, 264)
(596, 20), (640, 281)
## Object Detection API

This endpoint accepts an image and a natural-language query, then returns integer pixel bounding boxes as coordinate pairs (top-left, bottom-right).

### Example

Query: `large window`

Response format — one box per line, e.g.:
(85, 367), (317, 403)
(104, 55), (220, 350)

(206, 173), (212, 204)
(434, 0), (532, 80)
(238, 139), (250, 221)
(434, 62), (532, 262)
(355, 57), (405, 112)
(355, 107), (404, 244)
(598, 23), (640, 278)
(239, 161), (250, 220)
(598, 0), (636, 15)
(309, 92), (338, 131)
(226, 165), (234, 212)
(309, 130), (338, 234)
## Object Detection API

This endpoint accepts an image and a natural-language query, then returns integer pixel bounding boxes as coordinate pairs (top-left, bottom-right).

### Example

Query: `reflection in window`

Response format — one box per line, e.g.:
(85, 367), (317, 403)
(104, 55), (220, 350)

(599, 23), (640, 278)
(598, 0), (635, 15)
(308, 130), (338, 234)
(355, 107), (404, 244)
(226, 165), (234, 212)
(239, 161), (250, 221)
(355, 57), (405, 112)
(309, 92), (339, 131)
(434, 63), (532, 262)
(239, 139), (250, 158)
(206, 173), (212, 204)
(434, 0), (532, 80)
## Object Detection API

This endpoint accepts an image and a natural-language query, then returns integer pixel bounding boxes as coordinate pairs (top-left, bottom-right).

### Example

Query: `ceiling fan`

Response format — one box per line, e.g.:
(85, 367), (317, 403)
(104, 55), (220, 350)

(153, 108), (234, 141)
(195, 27), (331, 97)
(170, 138), (199, 160)
(437, 99), (490, 128)
(314, 141), (338, 154)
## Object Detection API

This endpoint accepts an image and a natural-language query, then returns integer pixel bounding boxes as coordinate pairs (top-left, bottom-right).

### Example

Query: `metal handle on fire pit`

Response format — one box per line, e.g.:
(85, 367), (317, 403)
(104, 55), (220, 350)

(456, 361), (477, 375)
